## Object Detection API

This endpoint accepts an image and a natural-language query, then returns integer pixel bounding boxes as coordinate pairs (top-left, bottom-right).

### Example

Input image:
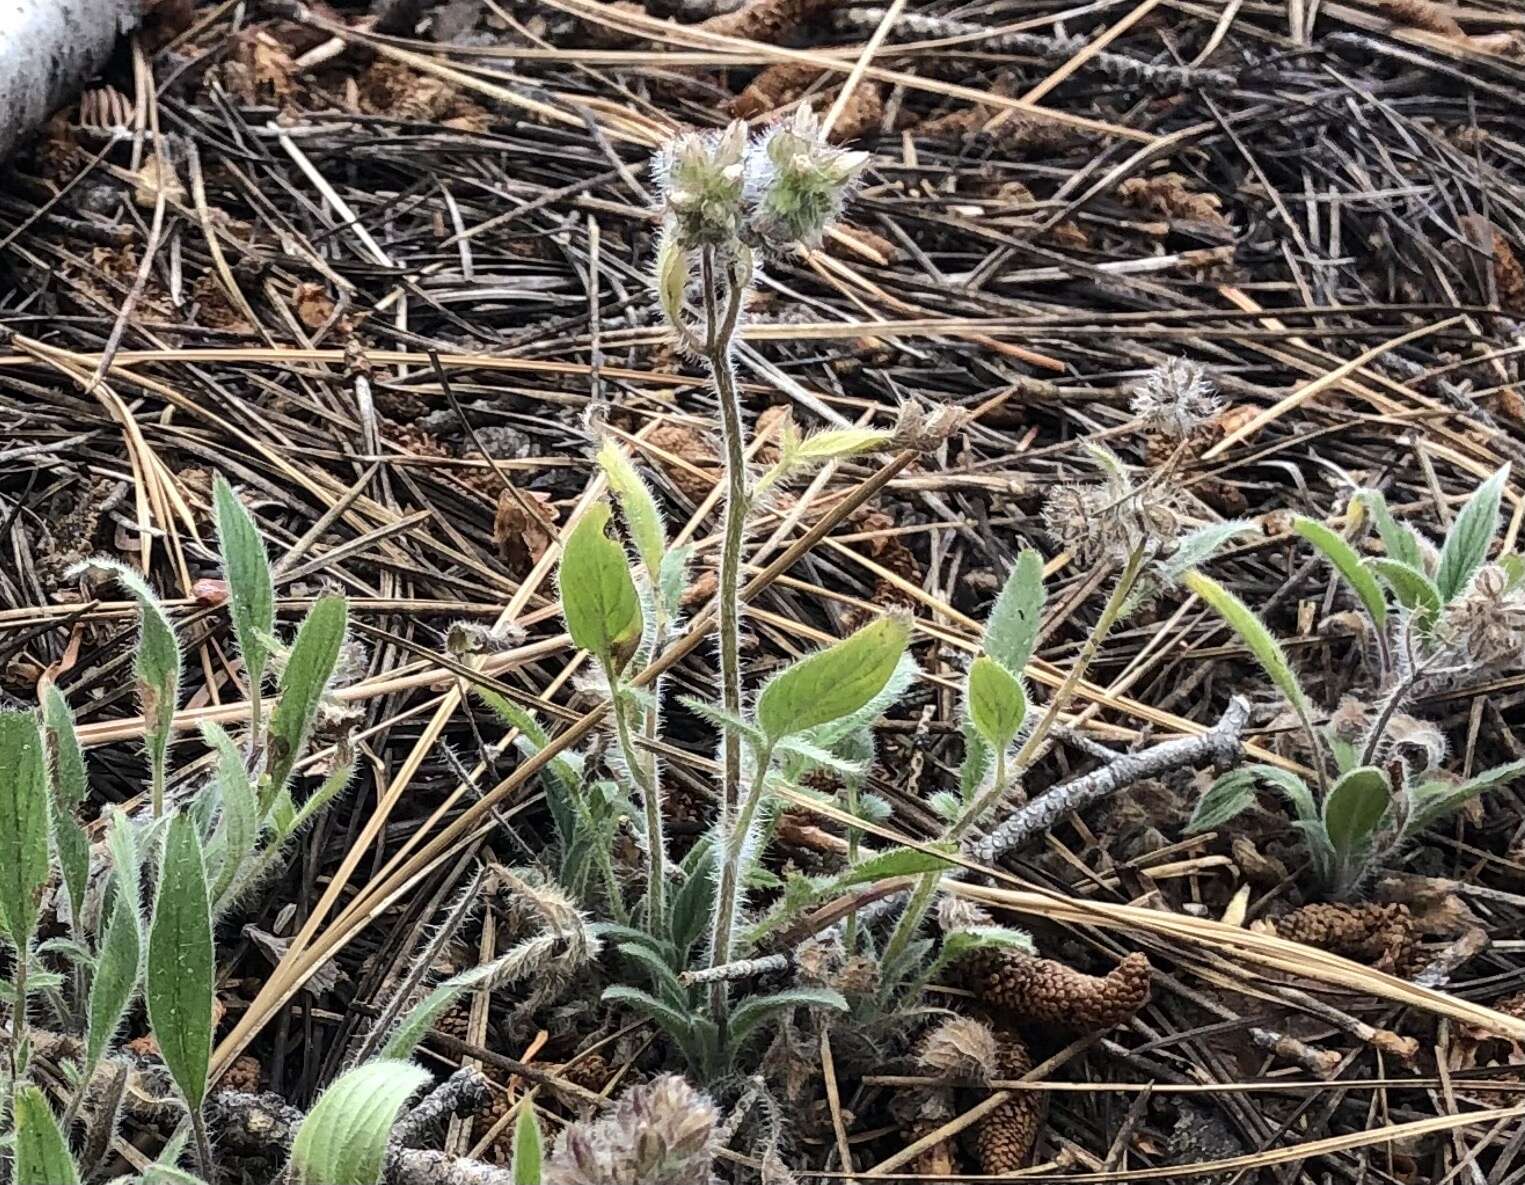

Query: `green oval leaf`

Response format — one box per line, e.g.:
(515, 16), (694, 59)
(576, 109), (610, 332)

(1355, 489), (1424, 571)
(292, 1061), (431, 1185)
(512, 1106), (543, 1185)
(1436, 465), (1508, 603)
(42, 686), (91, 930)
(146, 811), (215, 1112)
(1294, 516), (1387, 629)
(756, 616), (911, 742)
(729, 987), (848, 1043)
(598, 440), (667, 582)
(214, 474), (276, 689)
(13, 1085), (80, 1185)
(1186, 769), (1260, 834)
(982, 549), (1044, 673)
(1322, 765), (1390, 854)
(266, 594), (348, 798)
(202, 720), (260, 909)
(1365, 558), (1441, 629)
(0, 711), (51, 950)
(559, 503), (643, 666)
(966, 656), (1027, 751)
(86, 879), (143, 1070)
(1182, 570), (1309, 716)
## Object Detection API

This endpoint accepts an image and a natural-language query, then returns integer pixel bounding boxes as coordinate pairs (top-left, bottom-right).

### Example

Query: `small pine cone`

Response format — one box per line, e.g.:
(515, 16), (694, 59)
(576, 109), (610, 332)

(963, 949), (1152, 1031)
(971, 1032), (1040, 1174)
(476, 1089), (514, 1164)
(436, 1002), (474, 1042)
(1271, 903), (1417, 972)
(907, 1110), (961, 1177)
(560, 1052), (610, 1093)
(216, 1054), (263, 1094)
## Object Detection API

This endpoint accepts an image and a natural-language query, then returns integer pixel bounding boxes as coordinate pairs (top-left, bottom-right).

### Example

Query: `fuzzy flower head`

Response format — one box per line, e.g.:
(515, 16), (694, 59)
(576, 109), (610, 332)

(547, 1074), (719, 1185)
(1131, 358), (1222, 439)
(746, 107), (869, 251)
(1442, 562), (1525, 669)
(658, 121), (749, 249)
(918, 1016), (1000, 1082)
(1042, 446), (1181, 565)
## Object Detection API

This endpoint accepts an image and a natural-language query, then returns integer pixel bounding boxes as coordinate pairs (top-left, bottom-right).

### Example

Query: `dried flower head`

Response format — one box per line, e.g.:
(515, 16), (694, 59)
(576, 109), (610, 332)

(1130, 358), (1221, 438)
(936, 895), (993, 934)
(890, 397), (966, 452)
(918, 1016), (1000, 1082)
(746, 107), (869, 250)
(1382, 712), (1448, 771)
(1328, 695), (1370, 744)
(1443, 562), (1525, 669)
(1041, 447), (1180, 564)
(546, 1074), (720, 1185)
(657, 121), (749, 249)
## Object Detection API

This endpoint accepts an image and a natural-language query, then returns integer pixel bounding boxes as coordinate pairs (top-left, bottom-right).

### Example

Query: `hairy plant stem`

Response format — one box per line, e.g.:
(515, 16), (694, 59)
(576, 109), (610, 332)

(10, 939), (27, 1084)
(150, 744), (167, 818)
(191, 1106), (215, 1180)
(700, 245), (750, 1024)
(248, 679), (263, 762)
(709, 744), (775, 1014)
(883, 550), (1146, 995)
(605, 661), (665, 928)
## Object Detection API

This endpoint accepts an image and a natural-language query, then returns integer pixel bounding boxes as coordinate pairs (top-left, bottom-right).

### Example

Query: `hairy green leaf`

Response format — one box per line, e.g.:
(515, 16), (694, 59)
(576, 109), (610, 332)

(147, 812), (215, 1112)
(0, 711), (50, 950)
(1158, 520), (1257, 583)
(756, 616), (911, 741)
(1436, 466), (1508, 603)
(966, 656), (1027, 752)
(559, 503), (643, 666)
(202, 720), (260, 908)
(512, 1107), (543, 1185)
(1186, 769), (1259, 834)
(1366, 558), (1442, 628)
(982, 550), (1044, 673)
(265, 594), (348, 798)
(292, 1061), (430, 1185)
(601, 984), (697, 1044)
(1357, 489), (1424, 571)
(213, 475), (276, 692)
(86, 878), (143, 1070)
(1322, 765), (1390, 854)
(598, 440), (666, 582)
(795, 427), (893, 461)
(1182, 570), (1309, 716)
(658, 543), (693, 622)
(729, 987), (847, 1043)
(379, 961), (498, 1061)
(13, 1084), (80, 1185)
(42, 686), (91, 931)
(1294, 517), (1388, 629)
(74, 559), (180, 767)
(1404, 760), (1525, 838)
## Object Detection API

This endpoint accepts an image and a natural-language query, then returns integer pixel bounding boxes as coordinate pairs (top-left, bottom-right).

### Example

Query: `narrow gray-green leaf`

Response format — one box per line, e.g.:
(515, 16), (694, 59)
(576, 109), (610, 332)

(756, 616), (911, 741)
(213, 474), (276, 688)
(379, 960), (499, 1061)
(292, 1061), (430, 1185)
(42, 686), (91, 931)
(1182, 570), (1308, 715)
(981, 549), (1044, 673)
(105, 808), (143, 925)
(1366, 558), (1442, 628)
(511, 1106), (543, 1185)
(1186, 769), (1259, 834)
(86, 883), (143, 1069)
(598, 439), (666, 581)
(202, 720), (260, 908)
(1405, 759), (1525, 837)
(13, 1084), (81, 1185)
(265, 594), (348, 798)
(1294, 517), (1388, 629)
(73, 558), (180, 758)
(558, 503), (643, 665)
(1159, 520), (1257, 583)
(0, 711), (51, 949)
(1357, 488), (1424, 571)
(729, 987), (848, 1043)
(1322, 765), (1390, 854)
(966, 656), (1027, 752)
(146, 812), (215, 1112)
(1436, 465), (1508, 603)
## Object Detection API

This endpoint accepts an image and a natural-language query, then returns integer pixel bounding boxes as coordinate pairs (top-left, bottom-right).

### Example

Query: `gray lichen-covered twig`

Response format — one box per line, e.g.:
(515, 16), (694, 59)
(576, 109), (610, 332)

(0, 0), (142, 161)
(969, 696), (1251, 866)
